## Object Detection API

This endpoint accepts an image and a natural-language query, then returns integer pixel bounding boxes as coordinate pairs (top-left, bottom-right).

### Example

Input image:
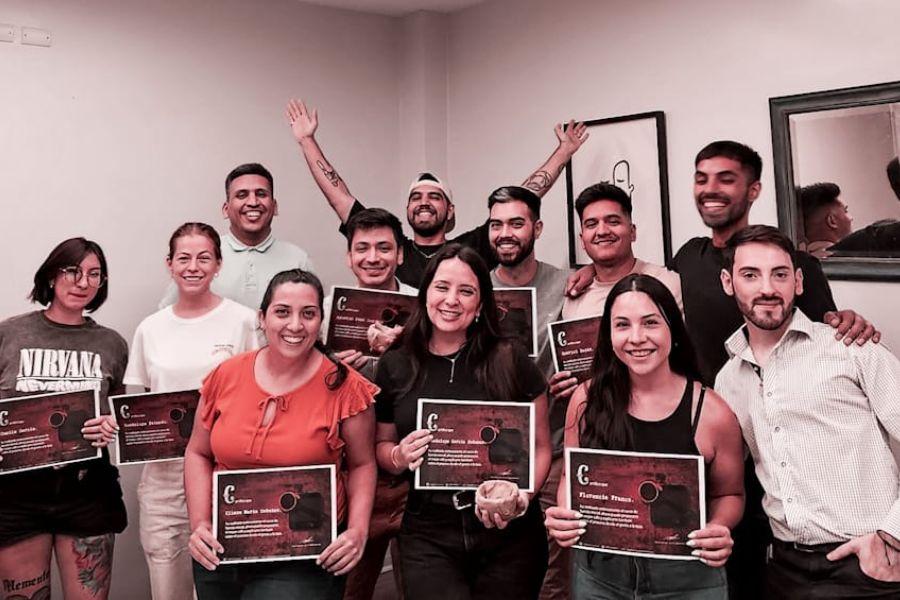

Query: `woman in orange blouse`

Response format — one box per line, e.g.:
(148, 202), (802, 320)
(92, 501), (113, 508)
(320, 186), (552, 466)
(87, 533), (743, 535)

(184, 269), (377, 599)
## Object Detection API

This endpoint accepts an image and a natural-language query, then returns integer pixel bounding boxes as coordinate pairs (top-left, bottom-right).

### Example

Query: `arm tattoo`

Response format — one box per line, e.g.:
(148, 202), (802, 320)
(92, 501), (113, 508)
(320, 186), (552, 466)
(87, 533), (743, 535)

(73, 534), (114, 597)
(316, 160), (343, 188)
(522, 170), (553, 194)
(3, 570), (50, 600)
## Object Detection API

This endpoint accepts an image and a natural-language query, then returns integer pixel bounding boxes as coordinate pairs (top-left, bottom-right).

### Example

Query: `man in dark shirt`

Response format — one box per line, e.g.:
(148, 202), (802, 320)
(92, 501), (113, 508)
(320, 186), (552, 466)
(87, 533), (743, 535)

(286, 98), (587, 287)
(669, 140), (878, 600)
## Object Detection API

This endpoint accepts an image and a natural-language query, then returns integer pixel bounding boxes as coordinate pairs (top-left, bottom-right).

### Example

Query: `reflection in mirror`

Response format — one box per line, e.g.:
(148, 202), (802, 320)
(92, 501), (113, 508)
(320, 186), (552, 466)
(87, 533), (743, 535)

(789, 103), (900, 259)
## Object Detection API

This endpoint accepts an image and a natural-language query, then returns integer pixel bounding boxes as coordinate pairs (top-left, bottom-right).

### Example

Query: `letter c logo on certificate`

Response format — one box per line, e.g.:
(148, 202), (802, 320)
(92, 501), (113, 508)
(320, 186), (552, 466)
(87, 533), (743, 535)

(223, 484), (236, 505)
(576, 464), (590, 485)
(0, 411), (7, 427)
(119, 404), (130, 419)
(557, 331), (568, 347)
(336, 296), (348, 311)
(426, 413), (439, 431)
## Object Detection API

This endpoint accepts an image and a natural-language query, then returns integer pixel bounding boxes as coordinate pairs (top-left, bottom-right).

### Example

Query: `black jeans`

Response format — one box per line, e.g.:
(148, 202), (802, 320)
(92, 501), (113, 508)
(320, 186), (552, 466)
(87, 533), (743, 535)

(766, 541), (900, 599)
(398, 491), (548, 600)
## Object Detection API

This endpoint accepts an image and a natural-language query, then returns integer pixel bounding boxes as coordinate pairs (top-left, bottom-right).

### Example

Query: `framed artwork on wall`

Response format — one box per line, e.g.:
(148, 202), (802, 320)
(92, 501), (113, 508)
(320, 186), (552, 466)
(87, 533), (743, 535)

(564, 111), (672, 268)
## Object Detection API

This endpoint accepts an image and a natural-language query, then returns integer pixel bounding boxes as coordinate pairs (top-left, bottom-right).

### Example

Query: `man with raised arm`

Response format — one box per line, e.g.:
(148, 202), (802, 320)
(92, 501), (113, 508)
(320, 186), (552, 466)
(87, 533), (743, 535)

(286, 98), (587, 287)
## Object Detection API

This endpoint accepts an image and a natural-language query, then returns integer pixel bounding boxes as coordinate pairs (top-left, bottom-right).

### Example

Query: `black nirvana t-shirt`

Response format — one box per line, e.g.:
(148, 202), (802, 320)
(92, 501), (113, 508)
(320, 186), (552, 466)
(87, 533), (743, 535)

(341, 200), (497, 288)
(670, 237), (836, 385)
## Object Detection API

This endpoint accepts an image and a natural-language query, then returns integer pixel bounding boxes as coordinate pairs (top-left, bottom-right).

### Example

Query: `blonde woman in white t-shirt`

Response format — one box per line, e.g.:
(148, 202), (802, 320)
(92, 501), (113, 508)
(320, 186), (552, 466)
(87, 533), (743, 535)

(124, 223), (259, 600)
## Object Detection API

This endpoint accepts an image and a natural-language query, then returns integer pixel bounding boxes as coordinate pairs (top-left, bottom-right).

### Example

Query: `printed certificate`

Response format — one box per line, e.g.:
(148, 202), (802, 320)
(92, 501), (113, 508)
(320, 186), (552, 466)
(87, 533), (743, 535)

(214, 465), (337, 564)
(493, 287), (538, 357)
(109, 390), (200, 465)
(548, 315), (601, 383)
(325, 286), (418, 356)
(415, 399), (535, 492)
(566, 448), (705, 560)
(0, 389), (101, 475)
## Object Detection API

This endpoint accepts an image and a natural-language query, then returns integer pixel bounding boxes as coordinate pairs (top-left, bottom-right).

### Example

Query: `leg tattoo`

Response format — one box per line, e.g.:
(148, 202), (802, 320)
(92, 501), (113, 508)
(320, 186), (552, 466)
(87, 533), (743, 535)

(72, 535), (114, 597)
(2, 569), (51, 600)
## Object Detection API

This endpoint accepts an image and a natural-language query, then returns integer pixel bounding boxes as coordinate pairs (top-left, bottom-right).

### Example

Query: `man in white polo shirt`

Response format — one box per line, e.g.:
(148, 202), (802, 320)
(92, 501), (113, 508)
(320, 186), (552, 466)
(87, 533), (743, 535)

(160, 163), (312, 309)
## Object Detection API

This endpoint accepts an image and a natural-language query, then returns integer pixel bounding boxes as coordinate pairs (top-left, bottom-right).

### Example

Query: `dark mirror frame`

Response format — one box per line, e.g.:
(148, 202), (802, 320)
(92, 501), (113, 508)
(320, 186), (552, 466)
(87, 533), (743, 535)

(770, 80), (900, 281)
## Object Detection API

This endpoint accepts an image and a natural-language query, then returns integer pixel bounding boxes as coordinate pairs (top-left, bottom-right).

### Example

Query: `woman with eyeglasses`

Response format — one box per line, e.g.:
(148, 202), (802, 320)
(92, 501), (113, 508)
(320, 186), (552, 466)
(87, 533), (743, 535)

(0, 237), (128, 600)
(544, 274), (744, 600)
(373, 243), (552, 599)
(185, 269), (377, 599)
(123, 223), (258, 600)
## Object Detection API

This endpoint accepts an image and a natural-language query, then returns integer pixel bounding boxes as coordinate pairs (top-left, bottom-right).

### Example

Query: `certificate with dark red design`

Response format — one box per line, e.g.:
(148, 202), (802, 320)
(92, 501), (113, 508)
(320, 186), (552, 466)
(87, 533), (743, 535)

(415, 399), (535, 492)
(325, 286), (418, 356)
(493, 287), (538, 357)
(214, 465), (337, 564)
(566, 448), (705, 559)
(109, 390), (200, 465)
(548, 315), (601, 383)
(0, 389), (101, 475)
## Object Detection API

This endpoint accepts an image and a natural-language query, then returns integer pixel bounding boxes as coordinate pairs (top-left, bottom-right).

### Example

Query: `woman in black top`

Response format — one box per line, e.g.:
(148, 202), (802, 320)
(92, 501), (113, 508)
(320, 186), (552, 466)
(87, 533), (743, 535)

(374, 244), (552, 599)
(545, 274), (744, 600)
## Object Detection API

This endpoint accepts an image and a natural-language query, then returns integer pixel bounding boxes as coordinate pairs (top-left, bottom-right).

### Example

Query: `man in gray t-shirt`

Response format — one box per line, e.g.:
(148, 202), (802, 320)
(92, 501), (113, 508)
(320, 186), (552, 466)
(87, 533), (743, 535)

(486, 186), (570, 600)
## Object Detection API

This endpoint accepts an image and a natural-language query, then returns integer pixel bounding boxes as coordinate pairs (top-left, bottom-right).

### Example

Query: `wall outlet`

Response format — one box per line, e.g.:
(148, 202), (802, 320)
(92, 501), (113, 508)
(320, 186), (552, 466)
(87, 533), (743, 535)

(22, 27), (51, 47)
(0, 24), (15, 43)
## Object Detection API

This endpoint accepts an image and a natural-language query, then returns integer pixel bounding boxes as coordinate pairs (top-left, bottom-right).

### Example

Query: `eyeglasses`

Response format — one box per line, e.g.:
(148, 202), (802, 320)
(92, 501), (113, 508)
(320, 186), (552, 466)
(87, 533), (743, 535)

(59, 267), (106, 288)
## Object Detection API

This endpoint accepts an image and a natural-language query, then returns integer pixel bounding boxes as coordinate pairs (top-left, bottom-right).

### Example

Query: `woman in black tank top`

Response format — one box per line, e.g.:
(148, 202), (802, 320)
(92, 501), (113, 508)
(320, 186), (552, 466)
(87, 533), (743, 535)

(545, 274), (745, 600)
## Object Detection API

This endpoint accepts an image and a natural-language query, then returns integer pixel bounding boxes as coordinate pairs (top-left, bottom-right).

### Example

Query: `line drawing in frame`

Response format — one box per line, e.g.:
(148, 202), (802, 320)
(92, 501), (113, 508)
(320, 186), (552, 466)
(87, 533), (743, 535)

(564, 111), (672, 268)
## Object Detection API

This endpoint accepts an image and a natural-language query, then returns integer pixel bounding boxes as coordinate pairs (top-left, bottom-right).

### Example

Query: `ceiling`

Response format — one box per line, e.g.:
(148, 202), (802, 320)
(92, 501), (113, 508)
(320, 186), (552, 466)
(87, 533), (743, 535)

(296, 0), (485, 16)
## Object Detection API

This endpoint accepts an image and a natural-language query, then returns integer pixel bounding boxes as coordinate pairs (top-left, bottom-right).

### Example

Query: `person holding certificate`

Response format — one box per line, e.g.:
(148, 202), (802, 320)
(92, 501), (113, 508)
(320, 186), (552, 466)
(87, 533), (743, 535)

(373, 243), (552, 600)
(544, 274), (744, 599)
(0, 237), (127, 600)
(184, 269), (377, 599)
(124, 223), (258, 600)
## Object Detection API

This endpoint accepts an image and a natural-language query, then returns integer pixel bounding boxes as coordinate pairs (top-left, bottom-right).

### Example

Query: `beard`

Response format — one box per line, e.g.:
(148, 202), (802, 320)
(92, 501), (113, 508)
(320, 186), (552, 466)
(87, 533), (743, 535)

(697, 193), (750, 229)
(492, 236), (536, 267)
(737, 295), (795, 331)
(408, 207), (447, 238)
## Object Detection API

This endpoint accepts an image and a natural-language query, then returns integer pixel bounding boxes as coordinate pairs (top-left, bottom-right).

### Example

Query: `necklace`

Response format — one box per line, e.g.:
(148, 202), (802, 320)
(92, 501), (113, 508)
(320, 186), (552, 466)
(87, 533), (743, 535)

(411, 241), (445, 260)
(430, 341), (468, 383)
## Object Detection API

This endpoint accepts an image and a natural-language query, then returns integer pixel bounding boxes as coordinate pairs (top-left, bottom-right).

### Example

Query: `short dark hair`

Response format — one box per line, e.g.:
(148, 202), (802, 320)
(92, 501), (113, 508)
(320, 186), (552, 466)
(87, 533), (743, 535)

(723, 225), (796, 273)
(30, 237), (110, 312)
(225, 163), (274, 196)
(695, 141), (763, 182)
(799, 182), (841, 225)
(344, 208), (405, 250)
(574, 183), (632, 220)
(487, 186), (542, 220)
(167, 222), (222, 261)
(887, 157), (900, 201)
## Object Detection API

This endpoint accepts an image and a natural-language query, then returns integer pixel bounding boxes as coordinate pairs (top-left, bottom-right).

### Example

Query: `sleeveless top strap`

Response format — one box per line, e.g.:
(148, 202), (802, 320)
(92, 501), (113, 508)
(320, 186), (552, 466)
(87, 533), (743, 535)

(691, 385), (707, 437)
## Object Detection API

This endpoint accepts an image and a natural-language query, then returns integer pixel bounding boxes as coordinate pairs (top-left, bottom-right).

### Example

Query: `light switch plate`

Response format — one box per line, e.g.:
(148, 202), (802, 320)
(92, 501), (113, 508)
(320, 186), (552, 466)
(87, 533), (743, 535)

(0, 24), (14, 43)
(22, 27), (51, 47)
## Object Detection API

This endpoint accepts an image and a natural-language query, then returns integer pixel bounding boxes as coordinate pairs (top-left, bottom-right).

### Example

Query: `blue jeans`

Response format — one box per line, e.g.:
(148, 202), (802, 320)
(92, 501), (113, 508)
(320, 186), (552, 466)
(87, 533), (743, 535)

(572, 549), (728, 600)
(192, 559), (345, 600)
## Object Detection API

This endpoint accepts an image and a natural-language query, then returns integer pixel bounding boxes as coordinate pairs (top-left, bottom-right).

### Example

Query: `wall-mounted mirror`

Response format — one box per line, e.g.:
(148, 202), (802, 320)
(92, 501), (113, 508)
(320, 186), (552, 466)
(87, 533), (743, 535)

(770, 81), (900, 281)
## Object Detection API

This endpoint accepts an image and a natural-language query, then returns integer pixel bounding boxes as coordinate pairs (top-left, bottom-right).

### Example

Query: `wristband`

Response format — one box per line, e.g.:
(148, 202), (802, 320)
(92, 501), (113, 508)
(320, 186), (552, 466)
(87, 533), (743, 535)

(390, 445), (404, 471)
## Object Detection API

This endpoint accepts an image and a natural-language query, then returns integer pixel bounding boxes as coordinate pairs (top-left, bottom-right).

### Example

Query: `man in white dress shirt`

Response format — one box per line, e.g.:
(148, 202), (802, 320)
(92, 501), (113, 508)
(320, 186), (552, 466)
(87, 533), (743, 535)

(715, 225), (900, 598)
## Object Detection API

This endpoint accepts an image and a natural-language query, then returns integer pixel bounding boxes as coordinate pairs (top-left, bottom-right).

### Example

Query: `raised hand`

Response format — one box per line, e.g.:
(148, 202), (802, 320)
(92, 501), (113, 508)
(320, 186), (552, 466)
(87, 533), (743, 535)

(555, 120), (589, 158)
(286, 99), (319, 142)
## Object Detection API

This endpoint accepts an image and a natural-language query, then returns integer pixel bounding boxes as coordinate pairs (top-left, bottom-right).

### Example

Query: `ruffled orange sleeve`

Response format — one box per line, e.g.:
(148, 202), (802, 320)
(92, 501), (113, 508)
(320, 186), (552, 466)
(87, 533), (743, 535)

(325, 366), (379, 452)
(198, 363), (223, 431)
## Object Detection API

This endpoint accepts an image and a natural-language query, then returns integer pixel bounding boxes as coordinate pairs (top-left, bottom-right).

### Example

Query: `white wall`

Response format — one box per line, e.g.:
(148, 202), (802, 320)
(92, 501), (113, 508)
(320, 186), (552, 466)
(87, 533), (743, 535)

(1, 1), (400, 597)
(445, 0), (900, 348)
